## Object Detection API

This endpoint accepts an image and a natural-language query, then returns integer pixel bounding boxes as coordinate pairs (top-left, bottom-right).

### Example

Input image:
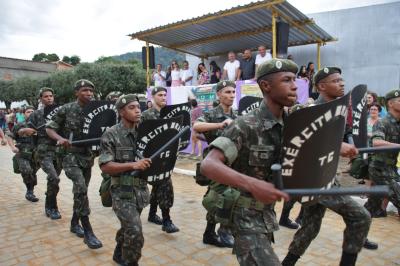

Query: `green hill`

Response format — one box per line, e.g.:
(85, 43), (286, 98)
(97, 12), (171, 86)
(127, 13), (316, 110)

(113, 47), (185, 69)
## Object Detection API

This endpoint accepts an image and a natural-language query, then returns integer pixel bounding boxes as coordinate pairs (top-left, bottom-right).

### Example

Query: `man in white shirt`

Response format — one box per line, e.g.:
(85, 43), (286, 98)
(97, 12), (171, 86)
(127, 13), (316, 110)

(222, 52), (240, 81)
(152, 64), (166, 87)
(255, 45), (272, 71)
(180, 61), (194, 86)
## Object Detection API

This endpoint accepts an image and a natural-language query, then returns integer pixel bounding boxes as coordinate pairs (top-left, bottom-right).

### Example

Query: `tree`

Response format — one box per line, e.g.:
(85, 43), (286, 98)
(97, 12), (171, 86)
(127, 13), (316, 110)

(47, 53), (60, 62)
(32, 53), (48, 62)
(62, 56), (71, 63)
(70, 55), (81, 66)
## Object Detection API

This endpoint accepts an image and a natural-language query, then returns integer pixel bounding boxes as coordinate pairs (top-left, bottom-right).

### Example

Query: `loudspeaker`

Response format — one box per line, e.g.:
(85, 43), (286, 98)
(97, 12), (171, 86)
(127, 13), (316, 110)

(142, 46), (155, 69)
(276, 21), (289, 58)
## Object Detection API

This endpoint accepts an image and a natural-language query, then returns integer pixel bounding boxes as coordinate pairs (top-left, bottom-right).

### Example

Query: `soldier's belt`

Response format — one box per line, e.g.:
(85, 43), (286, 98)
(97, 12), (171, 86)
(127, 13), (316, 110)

(236, 195), (265, 211)
(111, 176), (147, 188)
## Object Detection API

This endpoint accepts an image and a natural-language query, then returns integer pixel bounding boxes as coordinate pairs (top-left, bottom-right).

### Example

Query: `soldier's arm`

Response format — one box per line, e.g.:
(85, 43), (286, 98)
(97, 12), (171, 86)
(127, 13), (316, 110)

(193, 113), (225, 133)
(45, 105), (70, 147)
(371, 120), (400, 147)
(98, 132), (151, 175)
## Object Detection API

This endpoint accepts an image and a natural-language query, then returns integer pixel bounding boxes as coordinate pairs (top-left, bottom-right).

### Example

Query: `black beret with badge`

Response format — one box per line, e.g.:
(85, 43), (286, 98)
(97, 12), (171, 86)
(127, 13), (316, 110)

(256, 58), (298, 81)
(216, 80), (236, 92)
(115, 94), (140, 110)
(313, 67), (342, 86)
(74, 79), (95, 91)
(385, 89), (400, 101)
(151, 86), (167, 95)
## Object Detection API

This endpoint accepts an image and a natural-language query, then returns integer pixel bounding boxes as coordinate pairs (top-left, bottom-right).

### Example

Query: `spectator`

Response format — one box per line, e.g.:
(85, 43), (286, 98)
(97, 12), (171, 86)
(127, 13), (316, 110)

(297, 65), (308, 80)
(209, 61), (221, 84)
(6, 109), (14, 130)
(146, 100), (153, 110)
(0, 110), (6, 129)
(197, 63), (209, 85)
(367, 103), (381, 137)
(166, 66), (172, 87)
(190, 99), (203, 157)
(239, 49), (256, 80)
(152, 63), (166, 87)
(222, 52), (240, 81)
(180, 60), (194, 86)
(255, 45), (272, 71)
(367, 91), (387, 117)
(15, 108), (25, 123)
(306, 62), (316, 97)
(171, 61), (181, 87)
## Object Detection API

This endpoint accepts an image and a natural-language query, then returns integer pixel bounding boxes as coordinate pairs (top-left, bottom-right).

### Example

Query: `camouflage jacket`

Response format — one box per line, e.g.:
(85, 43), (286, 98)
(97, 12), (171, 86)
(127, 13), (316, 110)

(196, 104), (237, 144)
(9, 122), (35, 151)
(28, 108), (56, 146)
(370, 112), (400, 174)
(141, 108), (160, 121)
(209, 101), (285, 233)
(99, 122), (138, 168)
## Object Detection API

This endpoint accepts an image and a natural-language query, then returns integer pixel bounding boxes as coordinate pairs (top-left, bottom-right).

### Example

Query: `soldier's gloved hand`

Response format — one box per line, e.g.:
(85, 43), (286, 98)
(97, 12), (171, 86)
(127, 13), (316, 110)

(248, 178), (289, 204)
(11, 147), (19, 153)
(57, 138), (71, 148)
(340, 142), (358, 158)
(132, 158), (152, 171)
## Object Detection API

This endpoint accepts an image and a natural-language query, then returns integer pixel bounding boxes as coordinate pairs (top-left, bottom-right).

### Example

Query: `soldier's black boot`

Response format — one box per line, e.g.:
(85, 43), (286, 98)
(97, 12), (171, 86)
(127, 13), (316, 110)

(339, 251), (357, 266)
(202, 222), (225, 247)
(279, 208), (299, 229)
(363, 238), (378, 250)
(112, 243), (124, 264)
(281, 252), (300, 266)
(45, 194), (52, 217)
(49, 195), (61, 220)
(25, 184), (39, 202)
(81, 216), (103, 249)
(148, 204), (162, 225)
(161, 208), (179, 233)
(70, 212), (84, 238)
(217, 225), (234, 248)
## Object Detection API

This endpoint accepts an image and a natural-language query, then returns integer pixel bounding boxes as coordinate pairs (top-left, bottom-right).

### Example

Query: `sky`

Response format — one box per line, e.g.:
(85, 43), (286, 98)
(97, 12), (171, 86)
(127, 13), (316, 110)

(0, 0), (397, 62)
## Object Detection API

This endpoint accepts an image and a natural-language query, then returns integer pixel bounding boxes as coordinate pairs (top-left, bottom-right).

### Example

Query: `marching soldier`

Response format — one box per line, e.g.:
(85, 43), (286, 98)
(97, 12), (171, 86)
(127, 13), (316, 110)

(46, 79), (102, 249)
(28, 88), (62, 219)
(7, 106), (39, 202)
(106, 91), (123, 102)
(365, 89), (400, 215)
(200, 59), (294, 265)
(282, 67), (376, 266)
(99, 94), (151, 266)
(141, 87), (179, 233)
(193, 80), (237, 248)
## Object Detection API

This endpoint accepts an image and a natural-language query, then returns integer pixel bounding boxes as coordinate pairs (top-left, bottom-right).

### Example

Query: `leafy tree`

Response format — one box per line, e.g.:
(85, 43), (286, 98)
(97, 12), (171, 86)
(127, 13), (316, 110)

(47, 53), (60, 62)
(62, 56), (71, 63)
(70, 55), (81, 66)
(32, 53), (48, 62)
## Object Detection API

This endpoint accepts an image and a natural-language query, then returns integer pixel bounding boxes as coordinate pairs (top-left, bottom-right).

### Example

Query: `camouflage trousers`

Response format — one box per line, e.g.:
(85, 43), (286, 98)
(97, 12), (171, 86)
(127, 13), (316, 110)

(111, 185), (149, 264)
(232, 206), (280, 266)
(150, 178), (174, 210)
(288, 195), (371, 256)
(62, 153), (93, 217)
(38, 151), (62, 198)
(366, 166), (400, 211)
(16, 155), (38, 187)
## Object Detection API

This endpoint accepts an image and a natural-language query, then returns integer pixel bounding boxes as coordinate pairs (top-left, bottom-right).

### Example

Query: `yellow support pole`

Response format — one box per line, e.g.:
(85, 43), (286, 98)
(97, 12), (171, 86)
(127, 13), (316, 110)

(146, 41), (150, 88)
(272, 11), (277, 58)
(317, 42), (321, 70)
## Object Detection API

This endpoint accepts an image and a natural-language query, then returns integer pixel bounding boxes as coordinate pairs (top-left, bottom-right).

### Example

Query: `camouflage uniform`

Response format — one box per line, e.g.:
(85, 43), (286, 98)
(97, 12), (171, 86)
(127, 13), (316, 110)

(285, 94), (371, 260)
(29, 109), (62, 209)
(46, 101), (94, 217)
(196, 105), (237, 224)
(209, 101), (284, 265)
(9, 122), (38, 191)
(141, 108), (174, 213)
(99, 122), (149, 265)
(365, 112), (400, 210)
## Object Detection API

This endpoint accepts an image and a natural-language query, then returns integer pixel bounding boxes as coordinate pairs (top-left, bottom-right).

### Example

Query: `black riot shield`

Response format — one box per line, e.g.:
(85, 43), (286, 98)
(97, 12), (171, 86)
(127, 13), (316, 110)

(238, 96), (262, 115)
(160, 102), (191, 150)
(281, 93), (350, 191)
(81, 100), (118, 143)
(136, 116), (184, 183)
(351, 84), (368, 148)
(44, 104), (62, 123)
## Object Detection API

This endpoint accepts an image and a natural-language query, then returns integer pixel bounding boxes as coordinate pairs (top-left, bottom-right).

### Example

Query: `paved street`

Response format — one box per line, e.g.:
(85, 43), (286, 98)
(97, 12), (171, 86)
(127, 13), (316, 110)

(0, 146), (399, 266)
